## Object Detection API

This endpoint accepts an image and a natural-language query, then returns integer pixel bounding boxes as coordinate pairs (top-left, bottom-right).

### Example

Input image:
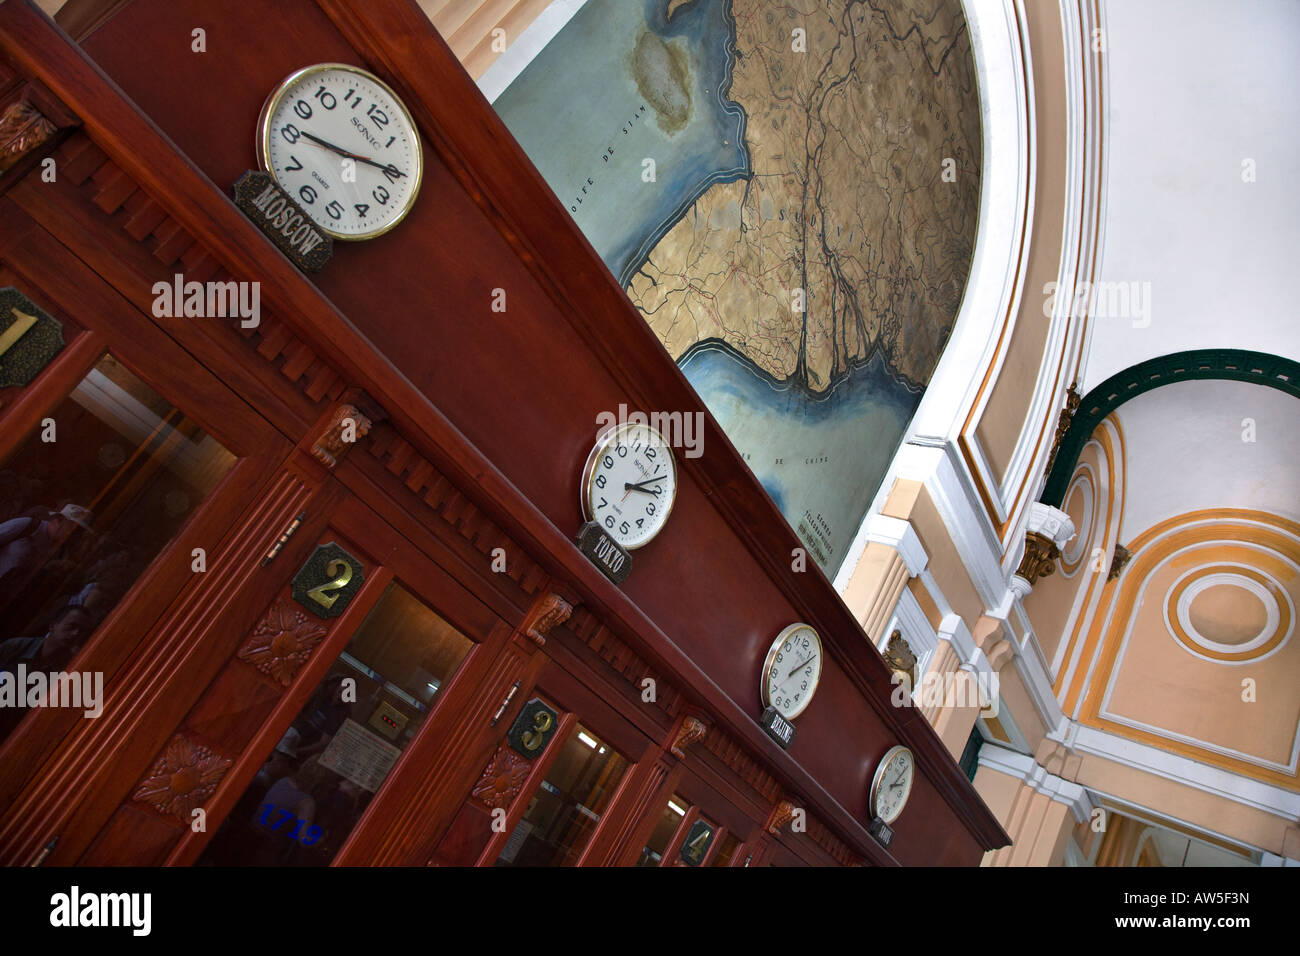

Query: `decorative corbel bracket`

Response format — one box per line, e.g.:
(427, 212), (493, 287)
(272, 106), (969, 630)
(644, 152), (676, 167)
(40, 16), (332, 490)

(669, 714), (709, 759)
(308, 389), (386, 470)
(766, 799), (796, 835)
(522, 591), (573, 647)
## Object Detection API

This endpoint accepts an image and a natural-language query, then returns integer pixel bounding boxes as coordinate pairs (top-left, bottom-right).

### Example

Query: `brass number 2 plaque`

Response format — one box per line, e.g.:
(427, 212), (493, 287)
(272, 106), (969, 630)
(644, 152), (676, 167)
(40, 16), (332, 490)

(305, 558), (353, 610)
(291, 542), (364, 620)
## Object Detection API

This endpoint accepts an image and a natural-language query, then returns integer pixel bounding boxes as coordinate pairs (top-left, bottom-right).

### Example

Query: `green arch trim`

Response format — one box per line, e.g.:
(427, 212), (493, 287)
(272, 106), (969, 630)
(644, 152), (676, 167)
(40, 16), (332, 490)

(1041, 349), (1300, 507)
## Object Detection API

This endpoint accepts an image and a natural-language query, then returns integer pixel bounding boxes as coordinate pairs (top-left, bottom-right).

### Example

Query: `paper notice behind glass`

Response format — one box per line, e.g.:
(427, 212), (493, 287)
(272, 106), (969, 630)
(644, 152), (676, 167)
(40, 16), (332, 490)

(318, 718), (402, 792)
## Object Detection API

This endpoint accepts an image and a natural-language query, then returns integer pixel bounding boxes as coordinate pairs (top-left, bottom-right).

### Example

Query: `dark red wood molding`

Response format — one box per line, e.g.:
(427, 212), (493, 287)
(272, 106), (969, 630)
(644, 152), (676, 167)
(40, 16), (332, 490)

(0, 0), (1006, 857)
(310, 0), (1009, 850)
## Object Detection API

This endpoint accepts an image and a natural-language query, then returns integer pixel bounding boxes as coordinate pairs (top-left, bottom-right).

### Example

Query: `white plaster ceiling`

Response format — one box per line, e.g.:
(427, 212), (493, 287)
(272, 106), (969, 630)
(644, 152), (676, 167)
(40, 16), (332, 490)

(1113, 378), (1299, 538)
(1082, 0), (1300, 392)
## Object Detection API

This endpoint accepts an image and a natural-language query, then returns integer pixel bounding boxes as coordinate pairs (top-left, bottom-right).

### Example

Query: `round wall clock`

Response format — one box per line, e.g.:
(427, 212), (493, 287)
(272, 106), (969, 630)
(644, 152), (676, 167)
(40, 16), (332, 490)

(257, 63), (423, 240)
(869, 744), (915, 824)
(580, 421), (677, 550)
(760, 623), (823, 720)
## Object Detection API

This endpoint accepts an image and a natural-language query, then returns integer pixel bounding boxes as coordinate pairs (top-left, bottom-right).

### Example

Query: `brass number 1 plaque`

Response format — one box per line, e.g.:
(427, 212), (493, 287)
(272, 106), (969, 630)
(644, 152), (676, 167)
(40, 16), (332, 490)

(292, 542), (364, 619)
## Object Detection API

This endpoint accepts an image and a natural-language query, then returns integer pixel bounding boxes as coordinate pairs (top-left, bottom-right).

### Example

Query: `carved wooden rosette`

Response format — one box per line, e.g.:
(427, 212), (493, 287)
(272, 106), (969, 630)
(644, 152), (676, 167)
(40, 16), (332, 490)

(0, 100), (56, 172)
(131, 734), (233, 822)
(311, 403), (372, 469)
(669, 714), (709, 759)
(1045, 383), (1081, 475)
(766, 799), (796, 835)
(1015, 531), (1060, 586)
(522, 592), (573, 647)
(236, 597), (329, 686)
(470, 744), (532, 810)
(1108, 543), (1133, 582)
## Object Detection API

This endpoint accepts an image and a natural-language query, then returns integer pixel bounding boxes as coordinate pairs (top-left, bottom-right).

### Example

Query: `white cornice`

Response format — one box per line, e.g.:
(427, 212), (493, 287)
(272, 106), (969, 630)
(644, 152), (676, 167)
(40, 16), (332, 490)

(1068, 725), (1300, 820)
(863, 514), (929, 576)
(978, 743), (1095, 822)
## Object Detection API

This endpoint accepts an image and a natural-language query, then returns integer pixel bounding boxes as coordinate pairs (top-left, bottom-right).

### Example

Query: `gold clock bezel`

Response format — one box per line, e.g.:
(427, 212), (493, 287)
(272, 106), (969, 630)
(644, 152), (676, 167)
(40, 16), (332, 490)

(256, 62), (425, 241)
(760, 623), (823, 720)
(579, 420), (678, 550)
(869, 744), (914, 824)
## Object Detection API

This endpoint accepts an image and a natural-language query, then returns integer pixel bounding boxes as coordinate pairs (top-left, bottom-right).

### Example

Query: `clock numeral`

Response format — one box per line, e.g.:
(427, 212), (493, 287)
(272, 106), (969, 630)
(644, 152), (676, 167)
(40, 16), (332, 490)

(285, 155), (303, 173)
(616, 444), (628, 458)
(281, 123), (301, 144)
(293, 99), (312, 120)
(325, 200), (344, 220)
(382, 164), (404, 184)
(354, 203), (370, 217)
(636, 519), (644, 528)
(620, 521), (630, 535)
(313, 86), (338, 110)
(645, 447), (657, 460)
(604, 515), (614, 529)
(367, 103), (389, 129)
(594, 474), (606, 489)
(373, 185), (390, 205)
(298, 184), (317, 205)
(646, 503), (656, 515)
(385, 135), (396, 149)
(343, 88), (362, 110)
(602, 455), (613, 469)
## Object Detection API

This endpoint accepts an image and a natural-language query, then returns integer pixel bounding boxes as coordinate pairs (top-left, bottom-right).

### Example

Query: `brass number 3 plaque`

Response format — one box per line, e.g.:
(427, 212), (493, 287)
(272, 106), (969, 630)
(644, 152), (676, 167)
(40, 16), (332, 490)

(519, 710), (553, 751)
(508, 699), (560, 759)
(291, 542), (364, 620)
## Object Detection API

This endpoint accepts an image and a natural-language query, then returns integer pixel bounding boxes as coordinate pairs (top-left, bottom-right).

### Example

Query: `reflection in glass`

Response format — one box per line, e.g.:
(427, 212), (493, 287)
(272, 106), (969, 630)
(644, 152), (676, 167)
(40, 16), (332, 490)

(0, 355), (234, 741)
(495, 724), (627, 867)
(637, 795), (687, 866)
(709, 830), (741, 867)
(198, 583), (474, 866)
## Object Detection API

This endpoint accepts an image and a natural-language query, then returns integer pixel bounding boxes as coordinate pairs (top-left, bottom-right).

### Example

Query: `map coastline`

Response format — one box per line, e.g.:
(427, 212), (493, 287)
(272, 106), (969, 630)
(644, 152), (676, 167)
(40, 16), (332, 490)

(617, 0), (751, 287)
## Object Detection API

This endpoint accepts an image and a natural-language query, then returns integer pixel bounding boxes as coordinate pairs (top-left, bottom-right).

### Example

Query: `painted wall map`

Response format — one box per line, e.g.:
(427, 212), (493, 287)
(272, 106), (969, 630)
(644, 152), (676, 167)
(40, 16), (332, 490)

(495, 0), (980, 575)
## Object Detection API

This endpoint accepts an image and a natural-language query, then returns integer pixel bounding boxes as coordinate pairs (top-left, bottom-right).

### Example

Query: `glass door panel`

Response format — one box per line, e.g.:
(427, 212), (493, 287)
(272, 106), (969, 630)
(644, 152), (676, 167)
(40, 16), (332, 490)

(494, 722), (628, 867)
(197, 580), (475, 866)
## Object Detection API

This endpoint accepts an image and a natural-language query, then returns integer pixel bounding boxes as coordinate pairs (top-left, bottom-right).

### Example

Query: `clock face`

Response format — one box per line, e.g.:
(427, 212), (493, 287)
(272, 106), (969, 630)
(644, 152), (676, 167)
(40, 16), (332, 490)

(580, 421), (677, 550)
(760, 623), (823, 720)
(257, 63), (423, 240)
(870, 745), (914, 824)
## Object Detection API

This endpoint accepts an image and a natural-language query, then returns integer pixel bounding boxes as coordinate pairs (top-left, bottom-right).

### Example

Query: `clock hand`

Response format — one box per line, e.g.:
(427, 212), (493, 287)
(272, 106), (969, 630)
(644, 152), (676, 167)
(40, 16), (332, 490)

(786, 652), (817, 681)
(622, 481), (663, 495)
(624, 471), (664, 491)
(300, 132), (407, 177)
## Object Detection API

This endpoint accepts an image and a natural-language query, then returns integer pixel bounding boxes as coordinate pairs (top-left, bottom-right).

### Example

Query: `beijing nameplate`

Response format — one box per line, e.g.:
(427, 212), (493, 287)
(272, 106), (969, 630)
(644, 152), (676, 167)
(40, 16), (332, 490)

(760, 706), (796, 749)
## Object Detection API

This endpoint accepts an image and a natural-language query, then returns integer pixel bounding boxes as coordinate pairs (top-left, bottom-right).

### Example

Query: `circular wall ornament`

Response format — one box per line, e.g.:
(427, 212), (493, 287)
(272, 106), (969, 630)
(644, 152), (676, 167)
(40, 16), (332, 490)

(1165, 564), (1292, 663)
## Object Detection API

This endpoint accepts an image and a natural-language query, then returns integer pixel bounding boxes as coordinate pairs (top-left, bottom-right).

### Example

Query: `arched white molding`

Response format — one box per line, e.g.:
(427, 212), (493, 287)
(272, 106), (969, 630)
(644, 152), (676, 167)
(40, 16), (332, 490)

(835, 0), (1034, 596)
(837, 1), (1109, 606)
